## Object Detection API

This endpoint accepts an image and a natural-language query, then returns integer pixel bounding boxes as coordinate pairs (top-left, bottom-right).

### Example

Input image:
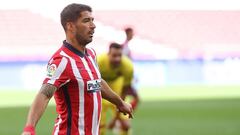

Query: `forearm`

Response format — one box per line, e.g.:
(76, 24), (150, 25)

(122, 85), (138, 99)
(122, 85), (140, 110)
(25, 93), (50, 127)
(101, 79), (124, 107)
(100, 79), (133, 118)
(24, 84), (56, 127)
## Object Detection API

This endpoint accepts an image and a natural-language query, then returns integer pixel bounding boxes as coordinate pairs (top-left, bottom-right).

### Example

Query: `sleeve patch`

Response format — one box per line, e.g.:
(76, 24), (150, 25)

(46, 64), (57, 77)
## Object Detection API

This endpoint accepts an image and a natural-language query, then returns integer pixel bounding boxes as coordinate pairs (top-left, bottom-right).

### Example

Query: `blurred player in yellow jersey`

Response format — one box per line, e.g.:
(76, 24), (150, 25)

(98, 43), (139, 135)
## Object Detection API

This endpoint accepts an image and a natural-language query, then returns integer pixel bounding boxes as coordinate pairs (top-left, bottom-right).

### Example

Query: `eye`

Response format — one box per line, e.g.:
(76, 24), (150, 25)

(83, 18), (90, 22)
(82, 17), (94, 23)
(83, 17), (95, 23)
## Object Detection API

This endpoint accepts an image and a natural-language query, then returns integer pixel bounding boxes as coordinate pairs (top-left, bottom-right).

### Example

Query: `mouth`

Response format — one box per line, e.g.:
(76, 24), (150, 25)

(89, 31), (94, 37)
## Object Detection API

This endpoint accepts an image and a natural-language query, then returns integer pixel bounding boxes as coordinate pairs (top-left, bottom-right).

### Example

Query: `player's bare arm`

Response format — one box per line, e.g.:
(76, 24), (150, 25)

(40, 83), (57, 99)
(122, 85), (140, 110)
(100, 79), (133, 118)
(22, 84), (57, 135)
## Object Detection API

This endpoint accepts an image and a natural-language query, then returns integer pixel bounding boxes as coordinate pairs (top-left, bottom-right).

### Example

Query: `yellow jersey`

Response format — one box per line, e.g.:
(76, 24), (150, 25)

(98, 54), (134, 129)
(97, 53), (134, 89)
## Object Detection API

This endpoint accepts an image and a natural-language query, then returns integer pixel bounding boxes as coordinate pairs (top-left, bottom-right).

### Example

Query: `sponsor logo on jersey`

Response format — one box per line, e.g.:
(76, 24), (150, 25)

(47, 64), (57, 77)
(87, 79), (101, 92)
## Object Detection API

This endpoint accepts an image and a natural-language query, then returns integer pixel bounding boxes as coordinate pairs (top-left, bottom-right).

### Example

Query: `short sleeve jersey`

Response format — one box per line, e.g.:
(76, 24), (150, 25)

(43, 40), (102, 135)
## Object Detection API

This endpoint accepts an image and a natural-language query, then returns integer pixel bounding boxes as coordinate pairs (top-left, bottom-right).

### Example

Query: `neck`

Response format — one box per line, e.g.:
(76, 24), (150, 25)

(66, 37), (85, 54)
(127, 38), (132, 42)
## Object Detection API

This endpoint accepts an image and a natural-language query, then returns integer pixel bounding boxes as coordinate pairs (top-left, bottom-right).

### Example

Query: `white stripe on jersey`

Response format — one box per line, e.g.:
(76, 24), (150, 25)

(54, 115), (62, 135)
(88, 48), (96, 56)
(87, 54), (102, 134)
(88, 48), (100, 72)
(87, 55), (101, 79)
(60, 51), (85, 135)
(80, 57), (99, 135)
(47, 57), (68, 85)
(92, 91), (99, 135)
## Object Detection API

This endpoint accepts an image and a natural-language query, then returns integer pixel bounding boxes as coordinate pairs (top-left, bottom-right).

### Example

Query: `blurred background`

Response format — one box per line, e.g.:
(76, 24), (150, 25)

(0, 0), (240, 135)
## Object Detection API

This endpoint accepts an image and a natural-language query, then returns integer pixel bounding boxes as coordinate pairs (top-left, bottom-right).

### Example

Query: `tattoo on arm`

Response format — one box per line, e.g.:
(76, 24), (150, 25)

(40, 84), (57, 99)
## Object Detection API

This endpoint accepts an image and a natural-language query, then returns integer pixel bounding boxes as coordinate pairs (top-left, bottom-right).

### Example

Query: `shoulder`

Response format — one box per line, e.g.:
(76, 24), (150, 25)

(97, 53), (108, 63)
(48, 49), (70, 66)
(86, 47), (97, 57)
(122, 56), (133, 67)
(120, 56), (133, 76)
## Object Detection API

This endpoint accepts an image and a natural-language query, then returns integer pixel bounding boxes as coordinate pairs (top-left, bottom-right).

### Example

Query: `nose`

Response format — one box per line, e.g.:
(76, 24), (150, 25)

(90, 22), (96, 29)
(115, 57), (121, 63)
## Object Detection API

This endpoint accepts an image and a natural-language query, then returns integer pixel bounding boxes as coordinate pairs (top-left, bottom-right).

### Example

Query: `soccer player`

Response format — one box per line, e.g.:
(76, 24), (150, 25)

(98, 43), (139, 135)
(118, 27), (140, 135)
(122, 27), (134, 59)
(121, 27), (139, 112)
(21, 3), (133, 135)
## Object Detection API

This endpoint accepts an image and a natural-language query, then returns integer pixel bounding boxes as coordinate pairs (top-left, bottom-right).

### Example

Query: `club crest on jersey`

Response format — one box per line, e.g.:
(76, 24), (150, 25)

(46, 64), (57, 77)
(87, 79), (101, 92)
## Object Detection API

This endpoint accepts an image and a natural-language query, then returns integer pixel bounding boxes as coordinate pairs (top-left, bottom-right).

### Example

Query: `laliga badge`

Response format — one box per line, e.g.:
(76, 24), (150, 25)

(47, 64), (57, 77)
(87, 79), (101, 92)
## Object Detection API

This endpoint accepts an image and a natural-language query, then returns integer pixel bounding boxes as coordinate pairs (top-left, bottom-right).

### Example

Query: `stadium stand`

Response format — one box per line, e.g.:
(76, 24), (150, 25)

(1, 10), (240, 60)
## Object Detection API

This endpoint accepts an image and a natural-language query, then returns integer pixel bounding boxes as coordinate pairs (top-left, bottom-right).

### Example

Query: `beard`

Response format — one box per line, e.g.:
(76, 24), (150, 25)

(75, 28), (92, 46)
(75, 33), (92, 46)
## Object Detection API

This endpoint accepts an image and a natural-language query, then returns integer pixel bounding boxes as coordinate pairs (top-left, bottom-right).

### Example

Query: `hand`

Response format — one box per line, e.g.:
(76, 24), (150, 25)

(117, 101), (133, 119)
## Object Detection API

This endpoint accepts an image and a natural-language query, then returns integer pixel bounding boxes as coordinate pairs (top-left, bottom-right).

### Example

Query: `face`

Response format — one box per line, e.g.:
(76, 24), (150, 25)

(108, 48), (122, 67)
(126, 30), (134, 41)
(70, 11), (96, 46)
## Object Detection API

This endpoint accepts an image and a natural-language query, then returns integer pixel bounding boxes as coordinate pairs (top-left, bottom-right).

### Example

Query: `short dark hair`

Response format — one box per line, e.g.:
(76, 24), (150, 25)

(109, 42), (122, 50)
(124, 27), (133, 33)
(61, 3), (92, 31)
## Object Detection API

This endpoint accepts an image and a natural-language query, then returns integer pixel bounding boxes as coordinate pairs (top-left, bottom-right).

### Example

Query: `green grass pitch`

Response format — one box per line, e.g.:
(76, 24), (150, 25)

(0, 85), (240, 135)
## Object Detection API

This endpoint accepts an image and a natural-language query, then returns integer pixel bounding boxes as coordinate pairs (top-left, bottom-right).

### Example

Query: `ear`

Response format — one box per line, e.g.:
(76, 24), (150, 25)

(66, 22), (76, 33)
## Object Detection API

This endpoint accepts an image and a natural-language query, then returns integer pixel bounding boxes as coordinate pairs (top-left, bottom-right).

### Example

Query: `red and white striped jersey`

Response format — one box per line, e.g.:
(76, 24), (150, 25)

(43, 40), (102, 135)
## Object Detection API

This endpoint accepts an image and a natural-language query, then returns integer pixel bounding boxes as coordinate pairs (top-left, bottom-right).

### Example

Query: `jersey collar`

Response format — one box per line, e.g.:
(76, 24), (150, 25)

(63, 40), (88, 57)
